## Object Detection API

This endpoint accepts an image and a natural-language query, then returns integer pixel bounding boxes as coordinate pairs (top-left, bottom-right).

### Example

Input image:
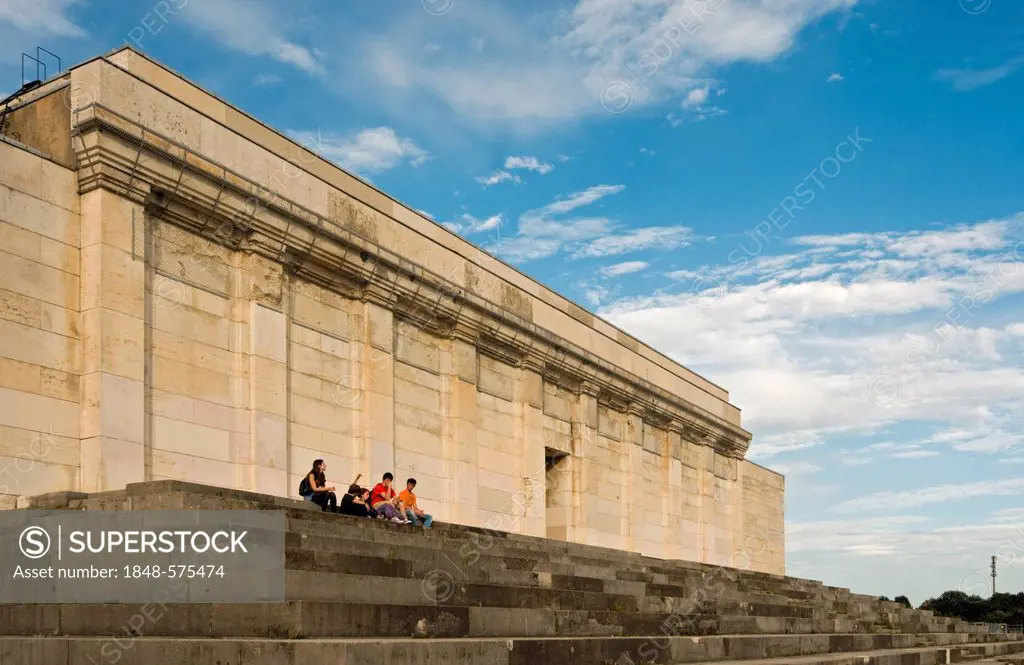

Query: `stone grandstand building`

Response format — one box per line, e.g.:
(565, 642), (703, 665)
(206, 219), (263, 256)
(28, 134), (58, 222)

(0, 46), (783, 573)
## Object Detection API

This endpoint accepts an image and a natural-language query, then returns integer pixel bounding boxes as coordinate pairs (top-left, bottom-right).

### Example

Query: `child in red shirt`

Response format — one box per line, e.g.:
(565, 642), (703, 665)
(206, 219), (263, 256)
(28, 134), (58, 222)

(370, 472), (409, 523)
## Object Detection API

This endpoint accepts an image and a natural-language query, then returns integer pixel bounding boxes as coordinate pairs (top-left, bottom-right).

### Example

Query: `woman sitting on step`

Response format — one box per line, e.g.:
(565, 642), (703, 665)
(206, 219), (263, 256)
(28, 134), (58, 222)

(299, 459), (338, 512)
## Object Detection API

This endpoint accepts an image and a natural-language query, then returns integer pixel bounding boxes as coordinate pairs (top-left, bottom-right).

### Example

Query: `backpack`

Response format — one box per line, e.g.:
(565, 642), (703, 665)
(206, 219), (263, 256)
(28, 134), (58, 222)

(298, 474), (312, 496)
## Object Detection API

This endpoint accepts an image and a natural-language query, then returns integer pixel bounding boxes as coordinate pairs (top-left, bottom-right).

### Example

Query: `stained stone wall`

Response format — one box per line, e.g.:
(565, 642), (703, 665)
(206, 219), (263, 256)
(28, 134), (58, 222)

(0, 46), (784, 573)
(0, 140), (81, 502)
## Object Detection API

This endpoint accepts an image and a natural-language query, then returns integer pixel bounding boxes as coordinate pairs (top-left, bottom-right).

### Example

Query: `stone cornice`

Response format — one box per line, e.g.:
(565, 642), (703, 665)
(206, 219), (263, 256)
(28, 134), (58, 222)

(71, 103), (752, 458)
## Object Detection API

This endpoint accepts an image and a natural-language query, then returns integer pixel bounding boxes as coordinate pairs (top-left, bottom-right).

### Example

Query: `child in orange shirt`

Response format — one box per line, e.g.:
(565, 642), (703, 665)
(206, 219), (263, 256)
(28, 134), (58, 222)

(398, 478), (433, 528)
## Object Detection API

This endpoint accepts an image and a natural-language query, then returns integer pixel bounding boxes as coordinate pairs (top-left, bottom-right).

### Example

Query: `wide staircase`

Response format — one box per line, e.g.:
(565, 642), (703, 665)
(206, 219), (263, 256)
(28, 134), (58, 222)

(5, 480), (1024, 664)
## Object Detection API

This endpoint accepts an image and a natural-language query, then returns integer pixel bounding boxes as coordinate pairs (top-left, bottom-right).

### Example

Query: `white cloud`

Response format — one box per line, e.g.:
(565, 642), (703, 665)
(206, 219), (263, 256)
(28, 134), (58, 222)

(794, 219), (1013, 256)
(599, 261), (649, 277)
(772, 461), (823, 477)
(787, 515), (929, 555)
(505, 156), (553, 174)
(582, 282), (614, 306)
(254, 74), (283, 87)
(488, 237), (561, 262)
(354, 0), (860, 124)
(476, 171), (522, 186)
(827, 72), (844, 83)
(788, 511), (1024, 600)
(574, 226), (695, 259)
(446, 213), (503, 235)
(181, 0), (322, 73)
(517, 185), (623, 239)
(290, 127), (428, 175)
(1006, 323), (1024, 337)
(541, 185), (624, 217)
(833, 478), (1024, 514)
(478, 155), (554, 186)
(670, 84), (727, 125)
(596, 214), (1024, 460)
(640, 147), (656, 156)
(682, 87), (710, 108)
(890, 450), (939, 459)
(490, 184), (624, 262)
(748, 432), (822, 458)
(934, 56), (1024, 92)
(949, 429), (1024, 453)
(0, 0), (84, 39)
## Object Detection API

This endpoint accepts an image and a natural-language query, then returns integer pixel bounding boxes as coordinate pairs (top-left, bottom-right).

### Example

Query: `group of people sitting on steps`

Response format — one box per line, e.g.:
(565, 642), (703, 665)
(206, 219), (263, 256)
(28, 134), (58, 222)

(299, 459), (433, 528)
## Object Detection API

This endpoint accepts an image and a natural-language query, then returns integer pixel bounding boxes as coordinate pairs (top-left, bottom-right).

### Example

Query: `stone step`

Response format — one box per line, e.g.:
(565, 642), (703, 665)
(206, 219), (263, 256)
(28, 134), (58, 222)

(3, 634), (1022, 665)
(283, 569), (642, 610)
(284, 532), (854, 608)
(282, 544), (822, 610)
(278, 526), (905, 619)
(0, 602), (711, 639)
(278, 543), (969, 633)
(282, 567), (874, 626)
(283, 510), (802, 583)
(273, 531), (970, 638)
(1, 602), (943, 640)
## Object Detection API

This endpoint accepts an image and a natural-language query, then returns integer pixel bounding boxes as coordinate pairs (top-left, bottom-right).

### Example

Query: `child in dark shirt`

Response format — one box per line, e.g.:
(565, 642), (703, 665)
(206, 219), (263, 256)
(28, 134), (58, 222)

(340, 485), (377, 518)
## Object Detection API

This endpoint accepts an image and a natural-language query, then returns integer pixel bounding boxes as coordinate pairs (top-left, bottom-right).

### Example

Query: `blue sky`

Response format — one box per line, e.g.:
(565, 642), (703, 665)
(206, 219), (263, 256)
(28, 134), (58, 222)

(3, 0), (1024, 604)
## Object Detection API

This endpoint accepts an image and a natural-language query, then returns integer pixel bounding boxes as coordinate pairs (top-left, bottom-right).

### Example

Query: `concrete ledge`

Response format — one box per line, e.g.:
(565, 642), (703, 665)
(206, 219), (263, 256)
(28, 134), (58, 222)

(1, 636), (1021, 665)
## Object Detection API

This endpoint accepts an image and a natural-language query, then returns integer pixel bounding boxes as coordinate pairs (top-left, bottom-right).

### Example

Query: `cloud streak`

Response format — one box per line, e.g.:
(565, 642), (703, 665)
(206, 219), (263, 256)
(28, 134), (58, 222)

(832, 478), (1024, 514)
(180, 0), (323, 73)
(290, 127), (428, 175)
(934, 56), (1024, 92)
(350, 0), (859, 124)
(0, 0), (85, 38)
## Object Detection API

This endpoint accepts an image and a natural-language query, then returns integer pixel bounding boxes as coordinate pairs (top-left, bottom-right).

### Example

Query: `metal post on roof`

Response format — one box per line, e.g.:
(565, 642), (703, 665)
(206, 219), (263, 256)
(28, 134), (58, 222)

(36, 47), (62, 78)
(21, 53), (45, 86)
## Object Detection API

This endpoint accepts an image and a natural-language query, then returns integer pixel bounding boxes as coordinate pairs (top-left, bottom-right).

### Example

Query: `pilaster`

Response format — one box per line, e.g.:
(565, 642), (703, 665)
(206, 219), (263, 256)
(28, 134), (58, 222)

(664, 426), (684, 560)
(79, 189), (146, 491)
(247, 295), (288, 494)
(520, 366), (545, 537)
(359, 301), (395, 485)
(437, 337), (473, 524)
(569, 385), (599, 544)
(622, 403), (647, 552)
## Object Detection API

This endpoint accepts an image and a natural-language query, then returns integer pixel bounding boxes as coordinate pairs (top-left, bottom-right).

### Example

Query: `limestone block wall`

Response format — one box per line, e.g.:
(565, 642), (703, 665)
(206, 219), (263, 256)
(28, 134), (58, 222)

(393, 325), (447, 515)
(285, 280), (362, 496)
(0, 46), (786, 574)
(739, 460), (786, 573)
(147, 219), (245, 488)
(0, 140), (81, 505)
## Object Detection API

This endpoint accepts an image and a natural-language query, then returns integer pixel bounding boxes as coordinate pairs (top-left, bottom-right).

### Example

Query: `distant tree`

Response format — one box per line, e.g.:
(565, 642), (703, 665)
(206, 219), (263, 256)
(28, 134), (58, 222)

(878, 595), (890, 602)
(919, 591), (1024, 625)
(921, 590), (986, 622)
(894, 595), (912, 608)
